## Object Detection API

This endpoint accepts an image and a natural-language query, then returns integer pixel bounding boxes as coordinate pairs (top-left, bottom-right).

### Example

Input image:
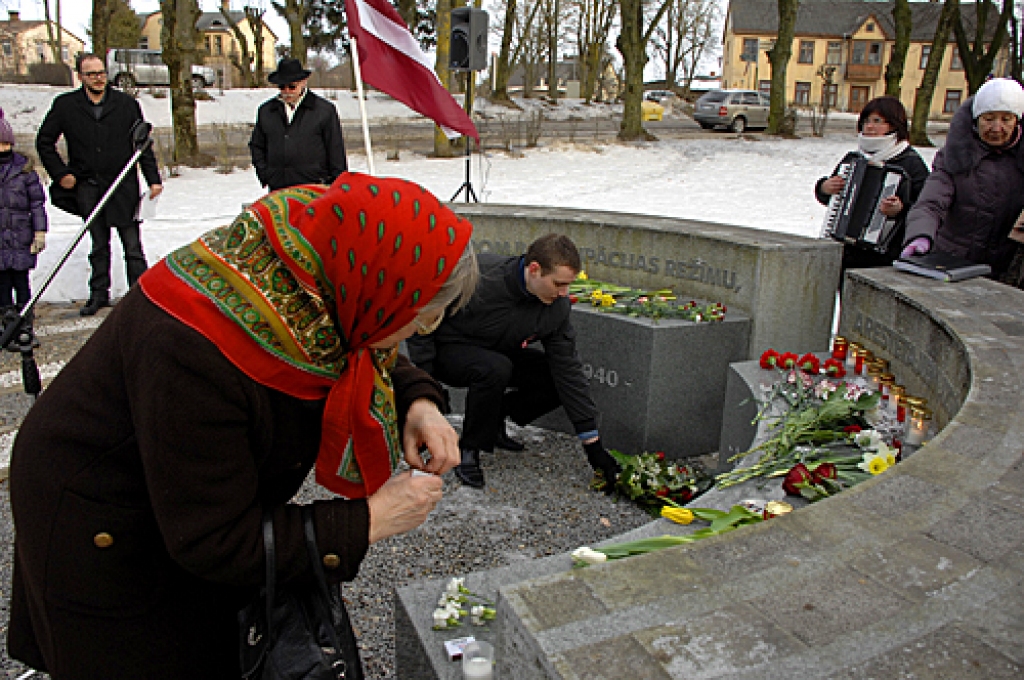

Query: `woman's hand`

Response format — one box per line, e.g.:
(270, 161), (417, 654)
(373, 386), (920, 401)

(367, 471), (443, 543)
(402, 398), (459, 474)
(822, 175), (845, 195)
(879, 195), (903, 217)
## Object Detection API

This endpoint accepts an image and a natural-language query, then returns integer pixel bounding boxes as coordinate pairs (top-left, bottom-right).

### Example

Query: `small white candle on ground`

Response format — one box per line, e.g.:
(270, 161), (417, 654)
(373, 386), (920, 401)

(463, 656), (493, 679)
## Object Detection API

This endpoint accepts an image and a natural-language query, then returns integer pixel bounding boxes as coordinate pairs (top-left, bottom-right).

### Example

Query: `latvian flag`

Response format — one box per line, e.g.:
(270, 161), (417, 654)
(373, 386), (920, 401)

(345, 0), (479, 140)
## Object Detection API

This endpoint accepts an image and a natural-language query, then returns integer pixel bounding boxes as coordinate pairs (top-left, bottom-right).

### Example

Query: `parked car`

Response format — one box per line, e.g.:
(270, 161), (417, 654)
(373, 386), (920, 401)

(692, 89), (771, 133)
(107, 48), (216, 90)
(644, 89), (674, 103)
(642, 100), (665, 121)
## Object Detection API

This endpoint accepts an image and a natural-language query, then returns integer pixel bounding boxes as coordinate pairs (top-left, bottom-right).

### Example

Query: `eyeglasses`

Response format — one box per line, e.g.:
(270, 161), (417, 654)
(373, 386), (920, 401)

(81, 71), (107, 78)
(414, 311), (444, 336)
(278, 82), (301, 91)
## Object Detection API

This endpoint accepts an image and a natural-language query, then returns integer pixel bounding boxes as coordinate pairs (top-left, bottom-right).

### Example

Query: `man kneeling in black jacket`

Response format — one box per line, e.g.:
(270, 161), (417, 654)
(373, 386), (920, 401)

(407, 234), (620, 490)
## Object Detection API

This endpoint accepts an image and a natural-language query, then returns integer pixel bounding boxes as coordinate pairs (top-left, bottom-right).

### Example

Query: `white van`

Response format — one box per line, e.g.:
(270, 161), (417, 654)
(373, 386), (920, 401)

(107, 48), (216, 90)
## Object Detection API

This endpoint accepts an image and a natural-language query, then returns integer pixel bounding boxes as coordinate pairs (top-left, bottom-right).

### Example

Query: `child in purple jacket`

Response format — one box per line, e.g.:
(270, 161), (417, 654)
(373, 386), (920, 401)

(0, 108), (47, 311)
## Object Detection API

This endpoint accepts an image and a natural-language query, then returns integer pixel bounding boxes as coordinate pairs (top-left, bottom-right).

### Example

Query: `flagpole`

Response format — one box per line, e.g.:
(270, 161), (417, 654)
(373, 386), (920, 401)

(349, 36), (377, 176)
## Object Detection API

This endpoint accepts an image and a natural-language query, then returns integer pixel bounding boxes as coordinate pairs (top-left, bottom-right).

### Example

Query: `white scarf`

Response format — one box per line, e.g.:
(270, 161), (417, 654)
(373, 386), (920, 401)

(858, 132), (908, 166)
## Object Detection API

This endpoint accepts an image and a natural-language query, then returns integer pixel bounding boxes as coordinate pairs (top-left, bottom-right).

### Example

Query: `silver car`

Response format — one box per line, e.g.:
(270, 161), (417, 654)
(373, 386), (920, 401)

(692, 89), (771, 133)
(107, 48), (216, 91)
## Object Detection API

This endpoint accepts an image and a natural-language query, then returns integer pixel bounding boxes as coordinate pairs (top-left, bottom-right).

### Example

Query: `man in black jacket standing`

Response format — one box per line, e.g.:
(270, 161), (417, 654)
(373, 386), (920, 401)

(249, 58), (348, 191)
(407, 234), (621, 490)
(36, 53), (162, 316)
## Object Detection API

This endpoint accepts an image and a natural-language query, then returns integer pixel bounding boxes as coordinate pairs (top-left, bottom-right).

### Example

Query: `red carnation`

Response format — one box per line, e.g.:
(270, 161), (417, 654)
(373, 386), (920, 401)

(811, 463), (837, 482)
(843, 424), (862, 433)
(569, 294), (579, 304)
(779, 352), (799, 370)
(655, 488), (669, 497)
(782, 463), (814, 496)
(823, 358), (846, 378)
(760, 349), (780, 369)
(674, 488), (693, 503)
(798, 352), (821, 375)
(656, 451), (665, 461)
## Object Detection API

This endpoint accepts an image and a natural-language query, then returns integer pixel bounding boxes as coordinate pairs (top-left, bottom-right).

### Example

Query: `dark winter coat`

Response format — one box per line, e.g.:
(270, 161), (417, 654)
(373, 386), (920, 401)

(408, 254), (599, 434)
(35, 86), (161, 226)
(905, 96), (1024, 278)
(249, 90), (348, 191)
(0, 153), (47, 271)
(815, 146), (931, 269)
(7, 288), (445, 679)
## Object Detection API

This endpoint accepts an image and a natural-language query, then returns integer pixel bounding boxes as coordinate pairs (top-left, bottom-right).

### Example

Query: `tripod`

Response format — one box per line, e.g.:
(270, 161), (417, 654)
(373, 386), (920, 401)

(0, 120), (154, 401)
(450, 75), (479, 203)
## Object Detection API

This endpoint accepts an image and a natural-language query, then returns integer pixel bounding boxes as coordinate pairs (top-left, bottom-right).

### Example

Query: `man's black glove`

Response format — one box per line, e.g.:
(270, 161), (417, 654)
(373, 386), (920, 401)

(583, 439), (620, 493)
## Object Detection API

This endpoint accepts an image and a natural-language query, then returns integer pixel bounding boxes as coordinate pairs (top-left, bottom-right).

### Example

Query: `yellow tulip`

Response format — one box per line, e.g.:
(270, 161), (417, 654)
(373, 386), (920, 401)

(661, 506), (694, 525)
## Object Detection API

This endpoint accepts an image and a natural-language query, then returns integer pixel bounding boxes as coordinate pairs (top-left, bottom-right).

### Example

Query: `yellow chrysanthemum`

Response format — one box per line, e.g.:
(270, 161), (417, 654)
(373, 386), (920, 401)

(867, 456), (889, 475)
(601, 294), (616, 307)
(577, 271), (588, 281)
(885, 453), (897, 467)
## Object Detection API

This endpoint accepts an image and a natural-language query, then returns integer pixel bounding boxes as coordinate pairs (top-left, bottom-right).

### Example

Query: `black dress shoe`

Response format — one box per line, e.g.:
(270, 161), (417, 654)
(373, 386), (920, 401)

(454, 448), (485, 488)
(80, 296), (110, 317)
(494, 428), (525, 452)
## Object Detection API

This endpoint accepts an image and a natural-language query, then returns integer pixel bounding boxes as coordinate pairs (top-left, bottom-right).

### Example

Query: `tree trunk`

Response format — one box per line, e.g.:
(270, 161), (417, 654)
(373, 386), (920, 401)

(222, 7), (255, 88)
(92, 0), (110, 63)
(1011, 14), (1022, 84)
(547, 0), (560, 99)
(396, 0), (417, 28)
(953, 0), (1014, 95)
(885, 0), (911, 96)
(43, 0), (61, 64)
(910, 0), (958, 147)
(246, 7), (267, 86)
(616, 0), (671, 140)
(272, 0), (308, 65)
(492, 0), (517, 101)
(160, 0), (202, 162)
(433, 0), (456, 157)
(767, 0), (797, 134)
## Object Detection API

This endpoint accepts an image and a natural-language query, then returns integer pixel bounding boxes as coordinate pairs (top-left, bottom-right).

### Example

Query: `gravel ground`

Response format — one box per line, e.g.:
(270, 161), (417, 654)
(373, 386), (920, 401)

(0, 303), (656, 679)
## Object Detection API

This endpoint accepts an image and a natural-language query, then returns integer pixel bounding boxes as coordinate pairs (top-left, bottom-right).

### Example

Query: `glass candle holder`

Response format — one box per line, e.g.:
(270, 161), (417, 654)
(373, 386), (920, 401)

(832, 336), (848, 361)
(879, 374), (896, 396)
(847, 342), (863, 369)
(870, 357), (889, 373)
(904, 395), (928, 411)
(889, 385), (906, 421)
(866, 364), (885, 390)
(905, 406), (933, 446)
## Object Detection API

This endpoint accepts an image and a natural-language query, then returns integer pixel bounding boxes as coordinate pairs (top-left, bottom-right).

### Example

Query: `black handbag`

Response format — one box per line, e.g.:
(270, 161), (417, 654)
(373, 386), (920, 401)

(239, 507), (364, 680)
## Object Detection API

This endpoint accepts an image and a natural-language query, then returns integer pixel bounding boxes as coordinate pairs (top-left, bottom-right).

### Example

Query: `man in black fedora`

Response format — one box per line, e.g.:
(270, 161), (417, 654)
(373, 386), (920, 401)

(249, 57), (347, 191)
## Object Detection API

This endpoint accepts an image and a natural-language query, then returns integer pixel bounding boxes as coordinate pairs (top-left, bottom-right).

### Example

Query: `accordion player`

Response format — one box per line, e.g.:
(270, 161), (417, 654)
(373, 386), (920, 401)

(819, 157), (911, 254)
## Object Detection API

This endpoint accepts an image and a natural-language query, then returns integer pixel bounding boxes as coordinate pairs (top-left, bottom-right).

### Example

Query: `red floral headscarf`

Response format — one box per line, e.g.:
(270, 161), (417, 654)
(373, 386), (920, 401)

(140, 173), (473, 498)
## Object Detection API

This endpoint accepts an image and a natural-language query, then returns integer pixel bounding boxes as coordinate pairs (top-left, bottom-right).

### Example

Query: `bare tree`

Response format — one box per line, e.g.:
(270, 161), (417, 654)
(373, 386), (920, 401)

(953, 0), (1014, 94)
(492, 0), (544, 101)
(655, 0), (718, 95)
(541, 0), (568, 98)
(569, 0), (616, 103)
(245, 6), (268, 85)
(616, 0), (674, 140)
(272, 0), (308, 65)
(433, 0), (456, 157)
(93, 0), (111, 64)
(1011, 9), (1022, 83)
(766, 0), (797, 134)
(220, 6), (256, 88)
(910, 0), (958, 146)
(885, 0), (912, 96)
(42, 0), (62, 65)
(160, 0), (202, 162)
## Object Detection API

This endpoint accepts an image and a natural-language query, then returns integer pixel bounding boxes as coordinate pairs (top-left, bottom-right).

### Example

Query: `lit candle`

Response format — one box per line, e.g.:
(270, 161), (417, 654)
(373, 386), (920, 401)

(879, 374), (895, 399)
(889, 385), (905, 418)
(905, 406), (932, 446)
(463, 657), (493, 680)
(854, 350), (865, 375)
(847, 342), (863, 369)
(832, 336), (848, 361)
(867, 364), (884, 391)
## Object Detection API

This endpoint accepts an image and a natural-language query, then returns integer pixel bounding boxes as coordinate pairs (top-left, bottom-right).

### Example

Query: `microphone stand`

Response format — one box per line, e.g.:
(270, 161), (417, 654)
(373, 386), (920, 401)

(450, 73), (479, 203)
(0, 121), (154, 401)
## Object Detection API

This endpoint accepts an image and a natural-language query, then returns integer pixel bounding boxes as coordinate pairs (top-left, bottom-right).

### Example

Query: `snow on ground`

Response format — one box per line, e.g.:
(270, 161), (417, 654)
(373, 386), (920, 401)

(0, 84), (937, 304)
(0, 84), (624, 134)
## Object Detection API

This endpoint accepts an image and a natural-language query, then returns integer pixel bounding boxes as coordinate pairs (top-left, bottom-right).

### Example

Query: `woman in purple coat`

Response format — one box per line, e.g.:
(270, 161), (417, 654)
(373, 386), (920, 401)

(0, 108), (47, 310)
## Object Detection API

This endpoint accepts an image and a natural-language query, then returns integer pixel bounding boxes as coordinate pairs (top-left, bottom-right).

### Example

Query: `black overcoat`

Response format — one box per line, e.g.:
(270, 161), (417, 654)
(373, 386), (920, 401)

(35, 86), (161, 225)
(6, 288), (445, 679)
(249, 91), (348, 191)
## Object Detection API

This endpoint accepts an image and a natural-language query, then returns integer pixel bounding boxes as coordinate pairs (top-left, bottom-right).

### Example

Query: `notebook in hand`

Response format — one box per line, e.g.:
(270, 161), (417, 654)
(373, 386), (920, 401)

(893, 251), (992, 282)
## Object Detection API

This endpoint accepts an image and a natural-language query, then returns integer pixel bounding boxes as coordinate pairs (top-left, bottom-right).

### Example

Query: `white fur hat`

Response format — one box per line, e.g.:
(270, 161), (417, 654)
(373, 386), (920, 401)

(973, 78), (1024, 119)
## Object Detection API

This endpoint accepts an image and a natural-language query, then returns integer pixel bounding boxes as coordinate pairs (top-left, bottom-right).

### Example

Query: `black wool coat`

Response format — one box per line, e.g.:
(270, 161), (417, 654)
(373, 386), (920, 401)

(35, 86), (161, 226)
(249, 90), (348, 191)
(815, 146), (931, 269)
(7, 288), (445, 680)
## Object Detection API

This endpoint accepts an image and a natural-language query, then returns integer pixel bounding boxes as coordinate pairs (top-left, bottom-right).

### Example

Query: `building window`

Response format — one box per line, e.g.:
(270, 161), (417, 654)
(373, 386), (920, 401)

(944, 89), (962, 113)
(920, 45), (931, 69)
(866, 22), (875, 32)
(950, 45), (962, 70)
(214, 36), (223, 56)
(741, 38), (758, 63)
(758, 80), (771, 96)
(61, 44), (68, 61)
(205, 36), (212, 54)
(827, 42), (842, 65)
(822, 83), (838, 108)
(794, 81), (811, 105)
(868, 42), (882, 65)
(2, 41), (11, 57)
(139, 36), (149, 49)
(798, 41), (814, 64)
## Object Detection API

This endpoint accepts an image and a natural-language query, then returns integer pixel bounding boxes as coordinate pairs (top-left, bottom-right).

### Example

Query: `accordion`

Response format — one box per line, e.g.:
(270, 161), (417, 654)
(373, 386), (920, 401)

(820, 158), (909, 253)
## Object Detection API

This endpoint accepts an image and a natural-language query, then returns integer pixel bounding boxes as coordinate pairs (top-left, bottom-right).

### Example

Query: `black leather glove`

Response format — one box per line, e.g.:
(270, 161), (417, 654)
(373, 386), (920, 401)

(583, 439), (620, 493)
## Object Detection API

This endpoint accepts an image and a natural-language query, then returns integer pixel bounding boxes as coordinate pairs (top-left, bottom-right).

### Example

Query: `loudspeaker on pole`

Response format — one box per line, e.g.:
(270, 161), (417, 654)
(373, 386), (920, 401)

(450, 7), (488, 72)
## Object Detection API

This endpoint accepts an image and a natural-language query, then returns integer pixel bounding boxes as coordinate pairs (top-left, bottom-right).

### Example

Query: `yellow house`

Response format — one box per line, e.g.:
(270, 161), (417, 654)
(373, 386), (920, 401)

(0, 10), (85, 79)
(722, 0), (1010, 118)
(138, 0), (278, 89)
